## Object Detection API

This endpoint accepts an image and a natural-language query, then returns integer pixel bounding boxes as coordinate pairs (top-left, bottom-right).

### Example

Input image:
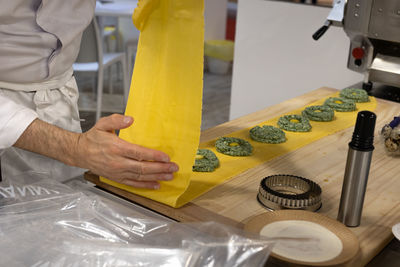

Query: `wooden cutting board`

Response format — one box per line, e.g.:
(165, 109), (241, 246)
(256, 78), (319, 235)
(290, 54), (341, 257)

(86, 87), (400, 266)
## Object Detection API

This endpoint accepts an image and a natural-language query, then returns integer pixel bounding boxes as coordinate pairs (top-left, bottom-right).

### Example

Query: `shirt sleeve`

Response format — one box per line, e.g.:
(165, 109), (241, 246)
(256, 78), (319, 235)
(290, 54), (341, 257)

(0, 94), (38, 150)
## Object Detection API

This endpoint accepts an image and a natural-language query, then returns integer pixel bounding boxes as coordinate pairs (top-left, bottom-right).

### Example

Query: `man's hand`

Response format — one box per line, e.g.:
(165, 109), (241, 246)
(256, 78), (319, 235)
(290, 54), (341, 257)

(75, 114), (178, 189)
(14, 114), (179, 189)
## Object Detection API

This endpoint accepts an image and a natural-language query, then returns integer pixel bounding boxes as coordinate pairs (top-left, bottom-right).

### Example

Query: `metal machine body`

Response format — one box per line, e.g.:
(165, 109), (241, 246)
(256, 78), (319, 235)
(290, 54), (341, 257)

(315, 0), (400, 89)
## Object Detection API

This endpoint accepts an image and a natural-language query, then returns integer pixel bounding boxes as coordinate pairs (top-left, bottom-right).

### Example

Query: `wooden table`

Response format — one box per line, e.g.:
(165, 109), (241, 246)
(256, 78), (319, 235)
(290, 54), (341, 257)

(86, 87), (400, 266)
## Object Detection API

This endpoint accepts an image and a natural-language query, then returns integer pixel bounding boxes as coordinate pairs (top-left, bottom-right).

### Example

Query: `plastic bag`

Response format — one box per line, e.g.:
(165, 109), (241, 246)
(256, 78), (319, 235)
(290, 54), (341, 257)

(0, 172), (273, 266)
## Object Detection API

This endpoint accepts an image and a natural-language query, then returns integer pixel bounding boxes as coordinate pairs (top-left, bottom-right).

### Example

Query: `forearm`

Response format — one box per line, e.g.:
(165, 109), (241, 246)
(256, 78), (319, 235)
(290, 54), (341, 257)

(13, 118), (80, 167)
(13, 114), (179, 189)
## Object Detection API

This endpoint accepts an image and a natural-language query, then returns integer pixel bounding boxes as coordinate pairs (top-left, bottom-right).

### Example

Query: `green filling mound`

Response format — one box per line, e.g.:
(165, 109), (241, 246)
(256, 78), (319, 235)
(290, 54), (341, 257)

(302, 105), (334, 122)
(192, 149), (220, 172)
(215, 137), (253, 156)
(339, 88), (370, 103)
(277, 114), (312, 132)
(249, 125), (286, 143)
(324, 97), (356, 112)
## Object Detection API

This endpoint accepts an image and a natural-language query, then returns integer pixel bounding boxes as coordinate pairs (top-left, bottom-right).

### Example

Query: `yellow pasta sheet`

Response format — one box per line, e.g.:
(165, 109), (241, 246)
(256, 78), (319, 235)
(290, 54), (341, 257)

(100, 0), (204, 207)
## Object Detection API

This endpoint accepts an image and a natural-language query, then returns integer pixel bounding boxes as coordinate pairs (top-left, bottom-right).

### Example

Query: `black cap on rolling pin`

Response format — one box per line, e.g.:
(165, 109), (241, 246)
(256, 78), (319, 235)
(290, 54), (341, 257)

(349, 111), (376, 151)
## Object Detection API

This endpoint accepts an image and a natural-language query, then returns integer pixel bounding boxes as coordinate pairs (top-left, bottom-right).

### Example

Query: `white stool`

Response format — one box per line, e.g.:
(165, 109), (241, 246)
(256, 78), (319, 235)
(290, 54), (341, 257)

(125, 38), (138, 81)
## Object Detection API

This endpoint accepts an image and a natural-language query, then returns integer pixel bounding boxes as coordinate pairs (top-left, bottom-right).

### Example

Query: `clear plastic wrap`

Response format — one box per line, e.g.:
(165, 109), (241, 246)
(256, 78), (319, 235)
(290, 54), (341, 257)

(0, 172), (273, 266)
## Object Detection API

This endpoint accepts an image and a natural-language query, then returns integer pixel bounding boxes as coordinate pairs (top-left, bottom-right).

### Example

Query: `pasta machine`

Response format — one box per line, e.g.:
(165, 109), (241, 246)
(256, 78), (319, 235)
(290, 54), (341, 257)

(313, 0), (400, 90)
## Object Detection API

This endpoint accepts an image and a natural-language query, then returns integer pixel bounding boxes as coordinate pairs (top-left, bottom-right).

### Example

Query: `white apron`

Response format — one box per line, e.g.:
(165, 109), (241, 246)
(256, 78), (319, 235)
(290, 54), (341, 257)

(0, 74), (86, 182)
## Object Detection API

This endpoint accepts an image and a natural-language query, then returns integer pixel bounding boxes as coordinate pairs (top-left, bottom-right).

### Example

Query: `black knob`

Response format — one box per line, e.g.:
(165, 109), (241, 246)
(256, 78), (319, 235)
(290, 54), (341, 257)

(349, 111), (377, 151)
(312, 25), (329, 41)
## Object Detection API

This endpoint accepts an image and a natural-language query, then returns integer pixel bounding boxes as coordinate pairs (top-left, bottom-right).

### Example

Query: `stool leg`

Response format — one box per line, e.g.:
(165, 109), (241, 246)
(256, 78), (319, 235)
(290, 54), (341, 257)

(121, 58), (129, 106)
(96, 69), (104, 121)
(127, 46), (133, 81)
(108, 65), (113, 94)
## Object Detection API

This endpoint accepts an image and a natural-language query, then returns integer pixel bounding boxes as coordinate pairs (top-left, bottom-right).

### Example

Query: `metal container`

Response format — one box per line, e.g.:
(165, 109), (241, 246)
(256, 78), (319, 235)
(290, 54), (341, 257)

(337, 111), (376, 227)
(258, 174), (322, 212)
(337, 148), (373, 226)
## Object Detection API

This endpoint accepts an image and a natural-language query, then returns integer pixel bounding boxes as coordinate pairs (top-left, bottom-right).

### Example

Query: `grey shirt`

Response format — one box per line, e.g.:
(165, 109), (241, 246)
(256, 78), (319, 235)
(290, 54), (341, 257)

(0, 0), (96, 86)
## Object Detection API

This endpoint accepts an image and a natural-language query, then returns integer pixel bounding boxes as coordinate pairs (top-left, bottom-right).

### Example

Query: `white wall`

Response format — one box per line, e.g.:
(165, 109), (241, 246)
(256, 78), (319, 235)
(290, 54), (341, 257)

(229, 0), (364, 120)
(204, 0), (228, 40)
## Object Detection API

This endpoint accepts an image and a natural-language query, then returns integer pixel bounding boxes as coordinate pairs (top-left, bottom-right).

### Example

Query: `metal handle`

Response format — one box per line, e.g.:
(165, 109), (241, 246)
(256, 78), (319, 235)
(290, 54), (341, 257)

(312, 21), (331, 41)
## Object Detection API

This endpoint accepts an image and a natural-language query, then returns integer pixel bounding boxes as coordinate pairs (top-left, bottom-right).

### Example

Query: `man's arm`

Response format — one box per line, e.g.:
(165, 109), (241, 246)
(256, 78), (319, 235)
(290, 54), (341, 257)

(14, 114), (179, 189)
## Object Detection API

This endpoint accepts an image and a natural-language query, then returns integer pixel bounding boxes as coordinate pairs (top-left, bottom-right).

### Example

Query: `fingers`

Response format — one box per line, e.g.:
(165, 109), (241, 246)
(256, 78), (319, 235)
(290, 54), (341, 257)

(95, 114), (133, 132)
(129, 160), (179, 175)
(114, 159), (178, 180)
(121, 172), (174, 182)
(86, 113), (181, 191)
(119, 140), (171, 163)
(95, 115), (171, 163)
(101, 161), (179, 189)
(105, 172), (172, 190)
(103, 171), (175, 190)
(120, 180), (161, 190)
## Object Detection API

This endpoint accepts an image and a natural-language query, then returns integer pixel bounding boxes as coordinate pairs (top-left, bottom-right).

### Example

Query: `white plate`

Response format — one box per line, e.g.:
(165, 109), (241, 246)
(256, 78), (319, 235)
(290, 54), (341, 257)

(392, 223), (400, 241)
(244, 210), (360, 266)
